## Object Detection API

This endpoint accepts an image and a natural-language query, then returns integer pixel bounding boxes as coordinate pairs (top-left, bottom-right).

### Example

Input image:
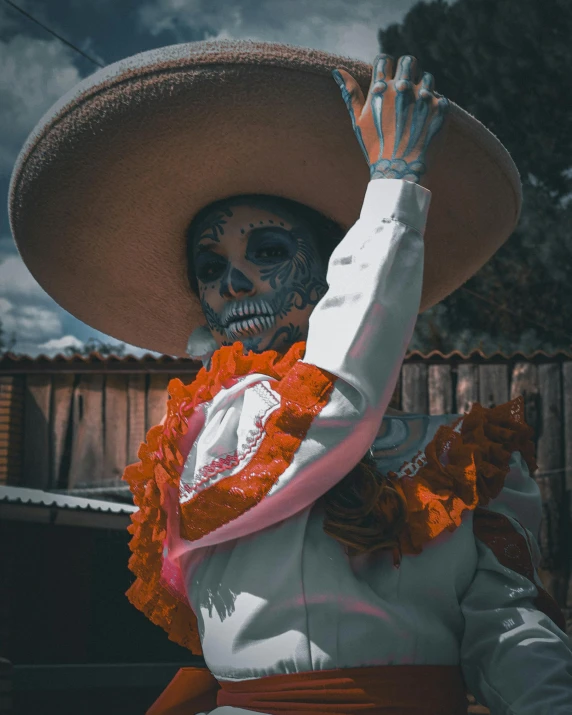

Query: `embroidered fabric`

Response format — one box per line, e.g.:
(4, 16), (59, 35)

(179, 382), (281, 502)
(371, 415), (430, 465)
(123, 339), (538, 654)
(179, 358), (336, 540)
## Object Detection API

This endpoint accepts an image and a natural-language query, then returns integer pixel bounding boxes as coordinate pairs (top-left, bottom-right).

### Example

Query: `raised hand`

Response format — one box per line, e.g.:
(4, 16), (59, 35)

(333, 54), (449, 185)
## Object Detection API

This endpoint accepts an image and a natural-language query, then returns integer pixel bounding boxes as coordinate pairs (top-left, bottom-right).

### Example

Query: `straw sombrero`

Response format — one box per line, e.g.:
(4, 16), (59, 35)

(9, 40), (521, 357)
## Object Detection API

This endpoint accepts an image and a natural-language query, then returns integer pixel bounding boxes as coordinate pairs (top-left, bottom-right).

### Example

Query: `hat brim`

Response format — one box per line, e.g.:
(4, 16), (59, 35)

(9, 40), (521, 357)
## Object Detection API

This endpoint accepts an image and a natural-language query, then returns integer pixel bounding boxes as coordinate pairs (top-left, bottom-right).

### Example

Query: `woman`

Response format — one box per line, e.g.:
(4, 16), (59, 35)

(10, 41), (572, 714)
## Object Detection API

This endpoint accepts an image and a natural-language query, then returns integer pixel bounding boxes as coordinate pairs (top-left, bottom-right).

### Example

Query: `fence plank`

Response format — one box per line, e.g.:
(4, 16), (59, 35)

(127, 374), (146, 465)
(478, 364), (509, 408)
(536, 363), (566, 604)
(389, 371), (402, 410)
(51, 374), (75, 489)
(401, 364), (428, 414)
(104, 375), (128, 481)
(68, 374), (104, 488)
(428, 365), (453, 415)
(510, 362), (540, 438)
(22, 375), (51, 489)
(456, 364), (479, 414)
(146, 374), (170, 431)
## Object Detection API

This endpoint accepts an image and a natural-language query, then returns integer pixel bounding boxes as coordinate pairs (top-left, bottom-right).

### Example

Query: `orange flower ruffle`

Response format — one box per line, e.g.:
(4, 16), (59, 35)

(179, 356), (336, 540)
(396, 396), (537, 557)
(122, 341), (334, 653)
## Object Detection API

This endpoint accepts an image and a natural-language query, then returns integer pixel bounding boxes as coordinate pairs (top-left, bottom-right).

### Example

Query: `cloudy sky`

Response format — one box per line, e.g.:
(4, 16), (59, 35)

(0, 0), (428, 357)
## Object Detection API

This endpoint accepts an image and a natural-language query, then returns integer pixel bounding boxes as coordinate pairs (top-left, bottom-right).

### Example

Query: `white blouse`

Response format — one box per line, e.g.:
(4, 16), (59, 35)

(171, 179), (572, 714)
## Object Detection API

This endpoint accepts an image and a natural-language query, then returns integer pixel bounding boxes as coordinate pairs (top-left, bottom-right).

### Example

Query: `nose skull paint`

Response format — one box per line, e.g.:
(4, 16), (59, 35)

(220, 265), (254, 299)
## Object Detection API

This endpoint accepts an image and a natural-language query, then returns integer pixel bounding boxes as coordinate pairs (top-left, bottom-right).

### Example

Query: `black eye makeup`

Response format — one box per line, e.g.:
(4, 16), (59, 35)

(194, 250), (227, 283)
(246, 228), (297, 265)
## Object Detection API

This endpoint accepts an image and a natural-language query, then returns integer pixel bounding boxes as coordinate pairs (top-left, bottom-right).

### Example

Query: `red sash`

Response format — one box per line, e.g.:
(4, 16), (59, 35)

(146, 664), (470, 714)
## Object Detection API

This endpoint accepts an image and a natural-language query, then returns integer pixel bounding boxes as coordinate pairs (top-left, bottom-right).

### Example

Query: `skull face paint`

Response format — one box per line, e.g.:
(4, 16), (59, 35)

(189, 200), (329, 354)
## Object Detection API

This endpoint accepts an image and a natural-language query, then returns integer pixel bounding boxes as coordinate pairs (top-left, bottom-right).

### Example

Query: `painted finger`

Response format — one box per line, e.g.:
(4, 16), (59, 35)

(372, 53), (394, 82)
(395, 55), (417, 82)
(418, 72), (435, 101)
(332, 68), (366, 118)
(393, 58), (416, 154)
(420, 72), (435, 91)
(404, 95), (429, 156)
(332, 68), (369, 162)
(422, 97), (450, 150)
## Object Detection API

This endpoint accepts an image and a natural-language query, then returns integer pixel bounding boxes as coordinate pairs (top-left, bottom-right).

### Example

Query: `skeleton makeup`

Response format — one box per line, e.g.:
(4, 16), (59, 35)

(187, 196), (342, 355)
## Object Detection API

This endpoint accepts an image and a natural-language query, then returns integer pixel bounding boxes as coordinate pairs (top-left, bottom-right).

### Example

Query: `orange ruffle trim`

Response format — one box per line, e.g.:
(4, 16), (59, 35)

(395, 395), (537, 557)
(179, 351), (336, 541)
(123, 338), (537, 653)
(122, 341), (333, 654)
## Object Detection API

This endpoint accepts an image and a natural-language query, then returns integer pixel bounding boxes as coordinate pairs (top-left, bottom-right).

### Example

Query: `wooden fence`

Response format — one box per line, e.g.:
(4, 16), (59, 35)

(1, 350), (571, 615)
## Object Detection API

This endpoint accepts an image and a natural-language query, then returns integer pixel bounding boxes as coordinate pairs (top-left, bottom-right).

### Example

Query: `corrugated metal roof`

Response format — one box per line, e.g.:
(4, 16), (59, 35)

(405, 348), (572, 360)
(0, 486), (137, 530)
(1, 348), (571, 365)
(0, 351), (202, 373)
(0, 485), (136, 514)
(0, 351), (195, 365)
(58, 485), (133, 502)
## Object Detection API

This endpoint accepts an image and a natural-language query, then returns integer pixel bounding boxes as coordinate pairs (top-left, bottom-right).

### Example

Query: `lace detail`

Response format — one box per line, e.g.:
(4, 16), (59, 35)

(122, 341), (332, 652)
(179, 360), (336, 540)
(188, 415), (267, 492)
(397, 396), (537, 557)
(182, 382), (280, 500)
(324, 397), (537, 564)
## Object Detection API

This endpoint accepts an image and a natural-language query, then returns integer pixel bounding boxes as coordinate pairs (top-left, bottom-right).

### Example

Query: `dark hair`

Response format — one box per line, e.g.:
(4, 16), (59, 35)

(321, 452), (408, 561)
(185, 194), (346, 295)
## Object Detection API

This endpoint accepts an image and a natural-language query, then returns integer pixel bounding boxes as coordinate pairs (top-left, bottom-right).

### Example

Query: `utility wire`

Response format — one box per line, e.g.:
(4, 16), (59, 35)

(2, 0), (105, 68)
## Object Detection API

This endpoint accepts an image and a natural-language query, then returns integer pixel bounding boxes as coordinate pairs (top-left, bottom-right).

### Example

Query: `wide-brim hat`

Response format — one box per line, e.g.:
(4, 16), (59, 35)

(9, 40), (521, 357)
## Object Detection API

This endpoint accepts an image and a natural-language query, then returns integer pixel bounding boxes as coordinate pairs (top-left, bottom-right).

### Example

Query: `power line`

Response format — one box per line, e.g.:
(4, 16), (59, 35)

(2, 0), (105, 68)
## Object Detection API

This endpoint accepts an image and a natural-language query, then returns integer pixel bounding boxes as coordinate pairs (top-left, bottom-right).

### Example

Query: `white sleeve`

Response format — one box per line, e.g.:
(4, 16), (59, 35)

(177, 179), (430, 548)
(460, 452), (572, 714)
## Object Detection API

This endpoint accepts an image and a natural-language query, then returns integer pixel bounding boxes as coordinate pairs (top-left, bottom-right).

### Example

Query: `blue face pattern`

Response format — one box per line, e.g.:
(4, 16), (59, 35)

(191, 201), (329, 354)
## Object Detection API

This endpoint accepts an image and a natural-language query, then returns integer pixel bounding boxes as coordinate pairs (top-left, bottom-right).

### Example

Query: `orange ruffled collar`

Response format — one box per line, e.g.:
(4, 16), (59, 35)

(393, 397), (537, 557)
(122, 342), (537, 654)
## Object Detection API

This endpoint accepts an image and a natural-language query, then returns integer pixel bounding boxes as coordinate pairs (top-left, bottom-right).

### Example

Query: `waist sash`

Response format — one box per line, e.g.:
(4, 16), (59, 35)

(147, 664), (471, 714)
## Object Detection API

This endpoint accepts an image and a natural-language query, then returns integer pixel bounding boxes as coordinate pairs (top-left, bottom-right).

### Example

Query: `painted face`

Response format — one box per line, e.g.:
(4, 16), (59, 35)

(191, 200), (329, 354)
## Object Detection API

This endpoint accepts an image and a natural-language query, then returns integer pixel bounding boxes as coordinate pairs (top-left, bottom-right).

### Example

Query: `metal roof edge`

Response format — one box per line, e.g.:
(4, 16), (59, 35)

(1, 348), (571, 370)
(0, 485), (137, 514)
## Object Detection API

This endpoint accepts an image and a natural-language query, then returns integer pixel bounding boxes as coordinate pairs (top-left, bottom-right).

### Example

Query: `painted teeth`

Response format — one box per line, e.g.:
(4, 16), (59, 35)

(226, 300), (274, 326)
(226, 314), (275, 339)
